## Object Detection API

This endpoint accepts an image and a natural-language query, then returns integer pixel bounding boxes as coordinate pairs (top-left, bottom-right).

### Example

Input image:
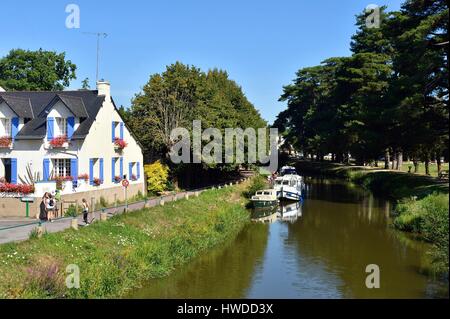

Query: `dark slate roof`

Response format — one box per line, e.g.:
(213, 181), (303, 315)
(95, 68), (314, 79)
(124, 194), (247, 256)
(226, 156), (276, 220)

(0, 95), (34, 118)
(39, 94), (89, 118)
(0, 90), (105, 140)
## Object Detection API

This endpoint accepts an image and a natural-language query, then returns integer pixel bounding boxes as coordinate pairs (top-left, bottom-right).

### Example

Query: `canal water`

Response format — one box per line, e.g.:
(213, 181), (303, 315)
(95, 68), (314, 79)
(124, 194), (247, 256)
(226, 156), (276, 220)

(130, 178), (448, 299)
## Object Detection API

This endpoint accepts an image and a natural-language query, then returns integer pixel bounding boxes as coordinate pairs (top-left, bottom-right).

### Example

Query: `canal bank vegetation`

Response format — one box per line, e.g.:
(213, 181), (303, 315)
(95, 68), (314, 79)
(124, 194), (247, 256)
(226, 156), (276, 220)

(0, 182), (251, 298)
(295, 160), (449, 274)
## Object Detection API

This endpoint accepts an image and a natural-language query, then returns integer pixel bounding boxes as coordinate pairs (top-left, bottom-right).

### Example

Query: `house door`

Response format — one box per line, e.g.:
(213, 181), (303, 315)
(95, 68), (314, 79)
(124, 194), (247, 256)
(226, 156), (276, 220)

(3, 159), (11, 183)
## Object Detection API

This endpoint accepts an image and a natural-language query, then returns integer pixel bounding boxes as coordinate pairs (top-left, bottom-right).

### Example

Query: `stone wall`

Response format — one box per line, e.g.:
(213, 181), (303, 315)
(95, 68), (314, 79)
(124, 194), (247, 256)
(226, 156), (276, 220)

(0, 182), (145, 218)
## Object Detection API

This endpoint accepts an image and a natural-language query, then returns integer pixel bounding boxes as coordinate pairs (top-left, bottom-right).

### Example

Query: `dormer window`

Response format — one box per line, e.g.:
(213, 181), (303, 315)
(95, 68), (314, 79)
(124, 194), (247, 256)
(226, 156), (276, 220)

(56, 117), (68, 137)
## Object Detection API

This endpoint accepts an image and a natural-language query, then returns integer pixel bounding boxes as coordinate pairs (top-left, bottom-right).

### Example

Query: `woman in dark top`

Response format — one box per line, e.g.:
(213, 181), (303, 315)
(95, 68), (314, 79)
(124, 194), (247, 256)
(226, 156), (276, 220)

(39, 193), (48, 221)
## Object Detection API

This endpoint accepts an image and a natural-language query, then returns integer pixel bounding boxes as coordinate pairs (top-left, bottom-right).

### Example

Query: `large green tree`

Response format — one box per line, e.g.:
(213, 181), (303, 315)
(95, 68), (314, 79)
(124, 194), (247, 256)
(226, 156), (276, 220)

(0, 49), (77, 91)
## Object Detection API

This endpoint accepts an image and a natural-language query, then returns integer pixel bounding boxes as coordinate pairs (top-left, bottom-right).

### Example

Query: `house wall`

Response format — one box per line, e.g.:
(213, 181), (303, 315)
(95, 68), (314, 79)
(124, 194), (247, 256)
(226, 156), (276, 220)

(0, 84), (145, 217)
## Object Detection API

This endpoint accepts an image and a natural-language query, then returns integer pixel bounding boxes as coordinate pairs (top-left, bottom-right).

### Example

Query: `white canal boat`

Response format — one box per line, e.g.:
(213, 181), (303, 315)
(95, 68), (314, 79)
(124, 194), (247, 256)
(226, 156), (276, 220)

(273, 174), (304, 201)
(250, 189), (279, 208)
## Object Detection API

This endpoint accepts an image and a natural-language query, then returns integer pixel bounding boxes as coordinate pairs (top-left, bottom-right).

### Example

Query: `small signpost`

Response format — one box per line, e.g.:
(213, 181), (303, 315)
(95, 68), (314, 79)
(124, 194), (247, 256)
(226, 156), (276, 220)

(122, 179), (129, 212)
(20, 197), (35, 218)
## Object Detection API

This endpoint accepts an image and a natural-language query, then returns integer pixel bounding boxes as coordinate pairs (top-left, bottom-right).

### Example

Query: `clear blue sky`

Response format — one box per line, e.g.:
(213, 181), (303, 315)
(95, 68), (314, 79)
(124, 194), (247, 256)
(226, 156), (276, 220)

(0, 0), (403, 124)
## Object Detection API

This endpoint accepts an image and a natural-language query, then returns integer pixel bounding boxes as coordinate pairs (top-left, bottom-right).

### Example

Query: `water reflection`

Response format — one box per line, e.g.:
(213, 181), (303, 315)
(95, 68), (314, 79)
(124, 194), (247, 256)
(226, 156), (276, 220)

(251, 202), (303, 224)
(129, 178), (449, 299)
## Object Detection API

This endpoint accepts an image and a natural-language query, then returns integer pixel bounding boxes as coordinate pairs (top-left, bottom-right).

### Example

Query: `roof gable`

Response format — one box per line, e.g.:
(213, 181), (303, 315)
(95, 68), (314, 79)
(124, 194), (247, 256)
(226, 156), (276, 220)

(39, 94), (89, 118)
(0, 95), (34, 118)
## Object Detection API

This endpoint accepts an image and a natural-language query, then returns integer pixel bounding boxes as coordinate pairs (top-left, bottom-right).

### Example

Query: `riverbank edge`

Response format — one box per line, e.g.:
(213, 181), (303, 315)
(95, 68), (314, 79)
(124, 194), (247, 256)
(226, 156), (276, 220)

(0, 181), (252, 298)
(294, 160), (449, 273)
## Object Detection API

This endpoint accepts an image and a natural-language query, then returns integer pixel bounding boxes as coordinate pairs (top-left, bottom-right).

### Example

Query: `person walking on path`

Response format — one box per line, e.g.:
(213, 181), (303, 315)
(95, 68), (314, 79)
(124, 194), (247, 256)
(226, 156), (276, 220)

(38, 193), (49, 222)
(82, 198), (90, 225)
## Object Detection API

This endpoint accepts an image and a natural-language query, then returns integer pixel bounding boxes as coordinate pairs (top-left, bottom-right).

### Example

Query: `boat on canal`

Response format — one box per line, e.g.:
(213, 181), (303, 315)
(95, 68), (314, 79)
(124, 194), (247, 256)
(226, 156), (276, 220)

(273, 174), (304, 201)
(250, 189), (279, 208)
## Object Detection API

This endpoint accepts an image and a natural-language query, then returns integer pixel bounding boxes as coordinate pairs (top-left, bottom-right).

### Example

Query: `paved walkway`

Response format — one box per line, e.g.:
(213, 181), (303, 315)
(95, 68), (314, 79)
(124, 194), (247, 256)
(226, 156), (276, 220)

(0, 182), (242, 245)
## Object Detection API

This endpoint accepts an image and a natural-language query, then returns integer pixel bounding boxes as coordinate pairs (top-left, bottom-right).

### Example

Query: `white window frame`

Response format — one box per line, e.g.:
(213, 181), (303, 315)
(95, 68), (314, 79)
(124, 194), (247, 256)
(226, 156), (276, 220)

(56, 117), (67, 137)
(0, 118), (11, 137)
(53, 158), (71, 177)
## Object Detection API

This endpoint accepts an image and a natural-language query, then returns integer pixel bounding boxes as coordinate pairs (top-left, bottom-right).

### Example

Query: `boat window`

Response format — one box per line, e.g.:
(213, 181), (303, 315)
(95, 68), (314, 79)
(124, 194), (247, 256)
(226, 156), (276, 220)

(256, 192), (262, 195)
(283, 181), (289, 185)
(276, 181), (282, 185)
(263, 192), (270, 195)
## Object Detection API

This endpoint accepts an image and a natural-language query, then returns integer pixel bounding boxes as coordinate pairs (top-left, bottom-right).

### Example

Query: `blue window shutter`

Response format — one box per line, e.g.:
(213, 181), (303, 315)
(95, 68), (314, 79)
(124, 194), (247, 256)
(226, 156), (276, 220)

(129, 162), (132, 179)
(71, 158), (78, 188)
(120, 157), (123, 178)
(112, 122), (116, 142)
(120, 122), (124, 140)
(67, 117), (75, 139)
(11, 158), (17, 184)
(137, 162), (140, 180)
(99, 158), (104, 184)
(43, 159), (50, 181)
(11, 117), (19, 140)
(89, 159), (94, 185)
(47, 117), (54, 141)
(111, 158), (115, 182)
(70, 158), (78, 180)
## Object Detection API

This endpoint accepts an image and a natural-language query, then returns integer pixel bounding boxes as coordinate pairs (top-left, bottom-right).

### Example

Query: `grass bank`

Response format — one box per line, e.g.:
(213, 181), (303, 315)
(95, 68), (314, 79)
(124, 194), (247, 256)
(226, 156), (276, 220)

(0, 182), (251, 298)
(295, 161), (449, 273)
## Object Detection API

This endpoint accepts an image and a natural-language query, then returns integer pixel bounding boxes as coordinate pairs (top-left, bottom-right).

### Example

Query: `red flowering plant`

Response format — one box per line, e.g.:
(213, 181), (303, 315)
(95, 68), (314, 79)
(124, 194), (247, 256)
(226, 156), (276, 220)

(78, 174), (89, 182)
(0, 183), (35, 195)
(114, 176), (122, 183)
(51, 176), (73, 190)
(113, 138), (127, 150)
(0, 136), (12, 148)
(93, 178), (102, 186)
(131, 174), (137, 181)
(49, 135), (68, 148)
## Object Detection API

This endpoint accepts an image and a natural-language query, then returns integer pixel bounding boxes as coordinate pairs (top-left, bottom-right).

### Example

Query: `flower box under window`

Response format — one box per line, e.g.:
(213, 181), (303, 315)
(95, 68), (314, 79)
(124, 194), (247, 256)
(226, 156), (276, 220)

(49, 136), (69, 149)
(113, 138), (127, 151)
(131, 174), (138, 181)
(0, 136), (12, 149)
(93, 178), (102, 186)
(114, 176), (122, 183)
(0, 182), (34, 195)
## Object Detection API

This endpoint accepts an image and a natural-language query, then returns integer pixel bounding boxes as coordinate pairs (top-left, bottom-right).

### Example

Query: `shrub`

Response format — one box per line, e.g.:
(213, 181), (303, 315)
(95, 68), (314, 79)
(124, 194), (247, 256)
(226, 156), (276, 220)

(393, 193), (449, 271)
(243, 175), (268, 198)
(144, 161), (169, 195)
(65, 204), (79, 218)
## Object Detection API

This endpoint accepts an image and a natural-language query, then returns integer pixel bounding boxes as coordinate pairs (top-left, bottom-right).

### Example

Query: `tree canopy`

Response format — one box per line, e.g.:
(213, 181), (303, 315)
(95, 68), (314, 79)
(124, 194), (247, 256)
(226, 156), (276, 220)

(275, 0), (448, 173)
(126, 62), (267, 165)
(0, 49), (77, 91)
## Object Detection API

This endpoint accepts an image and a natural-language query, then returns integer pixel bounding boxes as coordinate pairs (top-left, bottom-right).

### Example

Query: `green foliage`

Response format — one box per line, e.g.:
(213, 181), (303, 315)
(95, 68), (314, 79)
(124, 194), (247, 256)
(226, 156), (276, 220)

(0, 49), (76, 91)
(65, 205), (79, 218)
(394, 193), (449, 272)
(243, 175), (268, 199)
(0, 183), (251, 298)
(128, 62), (267, 168)
(275, 0), (448, 165)
(144, 161), (170, 195)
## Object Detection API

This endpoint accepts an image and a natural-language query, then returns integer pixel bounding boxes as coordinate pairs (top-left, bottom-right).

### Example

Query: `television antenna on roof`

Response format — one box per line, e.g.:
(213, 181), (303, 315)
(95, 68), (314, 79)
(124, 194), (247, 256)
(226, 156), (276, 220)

(82, 32), (108, 82)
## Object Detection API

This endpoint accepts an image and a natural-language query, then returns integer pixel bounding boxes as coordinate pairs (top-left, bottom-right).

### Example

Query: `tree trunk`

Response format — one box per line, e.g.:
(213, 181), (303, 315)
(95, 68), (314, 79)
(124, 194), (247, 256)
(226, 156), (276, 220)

(391, 150), (397, 170)
(424, 153), (430, 176)
(436, 151), (442, 175)
(396, 151), (403, 171)
(413, 158), (419, 173)
(384, 149), (390, 169)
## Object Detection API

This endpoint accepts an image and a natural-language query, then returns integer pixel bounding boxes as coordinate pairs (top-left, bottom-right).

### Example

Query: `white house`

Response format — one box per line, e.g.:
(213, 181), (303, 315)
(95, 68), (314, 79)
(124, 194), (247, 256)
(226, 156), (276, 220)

(0, 81), (145, 217)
